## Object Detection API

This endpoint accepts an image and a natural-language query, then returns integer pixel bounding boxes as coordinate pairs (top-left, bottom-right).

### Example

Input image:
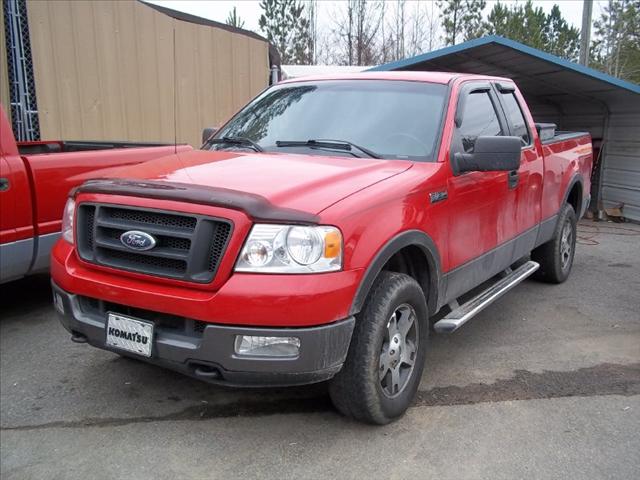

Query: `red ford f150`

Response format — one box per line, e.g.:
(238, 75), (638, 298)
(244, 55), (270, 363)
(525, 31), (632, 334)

(51, 72), (592, 424)
(0, 105), (192, 283)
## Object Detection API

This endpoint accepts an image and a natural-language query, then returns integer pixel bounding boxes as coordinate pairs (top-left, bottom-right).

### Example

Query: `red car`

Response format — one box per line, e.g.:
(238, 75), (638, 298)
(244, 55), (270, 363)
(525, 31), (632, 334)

(50, 72), (592, 424)
(0, 105), (191, 283)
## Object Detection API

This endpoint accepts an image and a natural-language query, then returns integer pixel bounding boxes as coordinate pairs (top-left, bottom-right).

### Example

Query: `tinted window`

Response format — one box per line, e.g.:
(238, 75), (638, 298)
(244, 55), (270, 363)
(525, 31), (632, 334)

(501, 92), (530, 145)
(209, 80), (448, 161)
(457, 91), (502, 152)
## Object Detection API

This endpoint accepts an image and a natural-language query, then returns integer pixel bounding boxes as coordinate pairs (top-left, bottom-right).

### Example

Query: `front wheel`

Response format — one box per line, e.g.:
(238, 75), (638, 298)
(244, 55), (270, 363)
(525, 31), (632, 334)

(532, 203), (577, 283)
(329, 271), (429, 424)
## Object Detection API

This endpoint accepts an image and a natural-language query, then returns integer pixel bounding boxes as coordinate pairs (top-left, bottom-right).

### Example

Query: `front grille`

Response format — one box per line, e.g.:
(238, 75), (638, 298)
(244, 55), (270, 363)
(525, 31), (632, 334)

(208, 223), (232, 272)
(106, 208), (197, 230)
(76, 203), (232, 283)
(100, 248), (187, 274)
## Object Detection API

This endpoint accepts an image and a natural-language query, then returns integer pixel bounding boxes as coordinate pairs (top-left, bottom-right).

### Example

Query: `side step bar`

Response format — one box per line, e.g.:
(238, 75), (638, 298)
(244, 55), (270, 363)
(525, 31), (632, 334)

(434, 261), (540, 334)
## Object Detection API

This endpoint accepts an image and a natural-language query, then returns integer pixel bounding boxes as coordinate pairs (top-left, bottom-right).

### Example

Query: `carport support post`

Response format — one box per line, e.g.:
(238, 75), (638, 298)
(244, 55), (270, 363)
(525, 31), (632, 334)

(579, 0), (593, 66)
(270, 65), (280, 85)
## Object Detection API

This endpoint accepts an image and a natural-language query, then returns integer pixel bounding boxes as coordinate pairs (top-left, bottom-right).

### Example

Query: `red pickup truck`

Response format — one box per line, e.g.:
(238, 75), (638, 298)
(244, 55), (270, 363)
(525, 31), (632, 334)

(0, 105), (191, 283)
(51, 72), (592, 424)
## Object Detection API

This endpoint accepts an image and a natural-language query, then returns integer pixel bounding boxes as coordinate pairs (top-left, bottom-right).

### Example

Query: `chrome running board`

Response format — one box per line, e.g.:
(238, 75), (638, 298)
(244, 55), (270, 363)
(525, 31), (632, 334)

(434, 261), (540, 334)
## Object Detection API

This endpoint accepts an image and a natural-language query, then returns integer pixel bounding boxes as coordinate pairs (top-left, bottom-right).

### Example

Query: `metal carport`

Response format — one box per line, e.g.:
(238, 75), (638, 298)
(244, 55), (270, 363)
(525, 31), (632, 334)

(369, 36), (640, 222)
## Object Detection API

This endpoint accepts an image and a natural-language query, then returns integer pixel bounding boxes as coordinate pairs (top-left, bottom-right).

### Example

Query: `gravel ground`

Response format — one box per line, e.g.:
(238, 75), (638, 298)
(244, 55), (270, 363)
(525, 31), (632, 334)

(1, 219), (639, 479)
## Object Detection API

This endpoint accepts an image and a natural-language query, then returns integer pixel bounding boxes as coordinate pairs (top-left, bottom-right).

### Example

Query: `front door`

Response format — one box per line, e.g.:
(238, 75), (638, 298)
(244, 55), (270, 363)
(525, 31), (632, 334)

(445, 82), (514, 300)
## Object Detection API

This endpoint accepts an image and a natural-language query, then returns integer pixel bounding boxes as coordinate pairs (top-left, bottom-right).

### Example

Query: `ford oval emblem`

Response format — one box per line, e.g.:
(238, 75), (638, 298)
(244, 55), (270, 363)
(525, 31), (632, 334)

(120, 230), (157, 251)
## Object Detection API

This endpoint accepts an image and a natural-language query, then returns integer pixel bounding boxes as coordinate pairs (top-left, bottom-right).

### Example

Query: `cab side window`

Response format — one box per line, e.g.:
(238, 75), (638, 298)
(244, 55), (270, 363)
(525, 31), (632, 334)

(500, 92), (530, 145)
(456, 91), (502, 153)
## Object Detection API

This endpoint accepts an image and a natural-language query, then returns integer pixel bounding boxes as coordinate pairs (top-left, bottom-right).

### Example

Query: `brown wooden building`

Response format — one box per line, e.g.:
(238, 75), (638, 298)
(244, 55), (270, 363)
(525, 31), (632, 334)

(1, 0), (278, 147)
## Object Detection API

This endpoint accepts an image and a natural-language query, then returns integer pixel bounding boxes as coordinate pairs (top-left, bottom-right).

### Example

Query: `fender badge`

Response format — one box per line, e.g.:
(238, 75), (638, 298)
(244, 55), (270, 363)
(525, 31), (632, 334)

(429, 190), (448, 204)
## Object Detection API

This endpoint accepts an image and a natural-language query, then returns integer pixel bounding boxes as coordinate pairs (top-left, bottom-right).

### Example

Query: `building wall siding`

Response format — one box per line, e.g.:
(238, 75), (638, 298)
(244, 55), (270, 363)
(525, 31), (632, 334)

(601, 111), (640, 222)
(25, 0), (269, 147)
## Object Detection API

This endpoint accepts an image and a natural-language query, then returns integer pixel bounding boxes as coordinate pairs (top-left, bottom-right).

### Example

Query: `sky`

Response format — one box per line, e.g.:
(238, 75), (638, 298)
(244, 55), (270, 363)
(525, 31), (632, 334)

(146, 1), (606, 47)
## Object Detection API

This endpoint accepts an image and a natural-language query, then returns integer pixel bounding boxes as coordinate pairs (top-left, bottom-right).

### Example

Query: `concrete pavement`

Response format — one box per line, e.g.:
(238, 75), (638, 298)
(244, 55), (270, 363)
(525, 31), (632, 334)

(1, 219), (639, 479)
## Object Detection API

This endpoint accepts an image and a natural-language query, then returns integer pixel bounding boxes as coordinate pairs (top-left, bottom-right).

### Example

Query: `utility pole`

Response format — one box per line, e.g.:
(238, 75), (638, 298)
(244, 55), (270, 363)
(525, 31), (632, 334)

(579, 0), (593, 66)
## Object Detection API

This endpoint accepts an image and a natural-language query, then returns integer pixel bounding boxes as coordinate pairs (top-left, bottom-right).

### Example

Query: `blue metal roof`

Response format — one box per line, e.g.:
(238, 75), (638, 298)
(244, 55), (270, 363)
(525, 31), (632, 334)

(369, 35), (640, 96)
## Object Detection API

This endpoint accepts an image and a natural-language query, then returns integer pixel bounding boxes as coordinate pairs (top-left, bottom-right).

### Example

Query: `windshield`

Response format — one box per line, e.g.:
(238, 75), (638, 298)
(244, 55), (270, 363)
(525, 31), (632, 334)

(206, 80), (448, 161)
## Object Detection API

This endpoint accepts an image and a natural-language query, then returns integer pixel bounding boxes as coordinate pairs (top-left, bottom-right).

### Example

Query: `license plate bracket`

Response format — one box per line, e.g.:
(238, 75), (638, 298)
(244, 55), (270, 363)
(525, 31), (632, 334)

(106, 313), (154, 357)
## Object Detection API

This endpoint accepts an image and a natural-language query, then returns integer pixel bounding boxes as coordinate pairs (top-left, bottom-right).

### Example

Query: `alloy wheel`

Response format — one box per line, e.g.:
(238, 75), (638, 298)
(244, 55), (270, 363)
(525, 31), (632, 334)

(378, 303), (419, 398)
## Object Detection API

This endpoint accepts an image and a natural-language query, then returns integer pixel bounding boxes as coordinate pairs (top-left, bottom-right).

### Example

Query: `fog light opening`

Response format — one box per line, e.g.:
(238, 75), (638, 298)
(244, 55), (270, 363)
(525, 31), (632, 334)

(234, 335), (300, 357)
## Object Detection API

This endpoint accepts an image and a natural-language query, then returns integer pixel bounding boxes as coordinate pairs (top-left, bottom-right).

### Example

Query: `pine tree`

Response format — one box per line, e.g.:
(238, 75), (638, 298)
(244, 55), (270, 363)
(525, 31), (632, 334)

(225, 7), (245, 29)
(462, 0), (487, 41)
(259, 0), (312, 65)
(438, 0), (486, 45)
(591, 0), (640, 83)
(544, 5), (580, 60)
(484, 1), (579, 60)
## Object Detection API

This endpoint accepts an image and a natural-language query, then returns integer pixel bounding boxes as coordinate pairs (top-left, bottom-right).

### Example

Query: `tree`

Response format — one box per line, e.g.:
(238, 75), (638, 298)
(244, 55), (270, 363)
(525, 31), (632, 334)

(485, 1), (579, 60)
(392, 0), (407, 61)
(407, 1), (440, 55)
(591, 0), (640, 83)
(331, 0), (384, 65)
(225, 7), (245, 29)
(306, 0), (318, 65)
(545, 4), (580, 59)
(438, 0), (486, 46)
(485, 1), (549, 50)
(380, 1), (440, 62)
(259, 0), (312, 64)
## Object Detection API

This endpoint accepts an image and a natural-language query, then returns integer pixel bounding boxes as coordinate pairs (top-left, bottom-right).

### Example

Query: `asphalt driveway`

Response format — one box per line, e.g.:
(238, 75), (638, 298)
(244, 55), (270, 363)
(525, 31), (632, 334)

(1, 219), (639, 479)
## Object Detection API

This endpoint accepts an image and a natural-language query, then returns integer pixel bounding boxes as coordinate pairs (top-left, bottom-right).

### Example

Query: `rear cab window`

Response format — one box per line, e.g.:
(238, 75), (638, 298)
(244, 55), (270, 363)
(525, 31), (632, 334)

(499, 90), (531, 146)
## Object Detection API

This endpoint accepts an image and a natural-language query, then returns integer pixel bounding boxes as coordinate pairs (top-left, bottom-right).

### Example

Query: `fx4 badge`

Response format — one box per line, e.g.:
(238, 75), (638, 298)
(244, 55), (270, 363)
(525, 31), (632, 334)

(429, 190), (448, 204)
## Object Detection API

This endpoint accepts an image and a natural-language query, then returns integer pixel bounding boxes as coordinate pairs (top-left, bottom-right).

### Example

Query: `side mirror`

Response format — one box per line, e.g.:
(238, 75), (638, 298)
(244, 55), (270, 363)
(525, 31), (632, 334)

(202, 127), (218, 144)
(453, 136), (521, 175)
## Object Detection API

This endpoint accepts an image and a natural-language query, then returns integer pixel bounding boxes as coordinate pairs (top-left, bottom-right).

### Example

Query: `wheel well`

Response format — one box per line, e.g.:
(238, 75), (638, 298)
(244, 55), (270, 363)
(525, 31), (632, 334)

(382, 245), (430, 303)
(567, 181), (582, 215)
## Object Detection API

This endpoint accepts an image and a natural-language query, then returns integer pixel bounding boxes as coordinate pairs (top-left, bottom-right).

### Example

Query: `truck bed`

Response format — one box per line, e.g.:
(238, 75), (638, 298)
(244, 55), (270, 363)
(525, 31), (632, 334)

(535, 122), (589, 145)
(542, 131), (590, 145)
(540, 132), (593, 220)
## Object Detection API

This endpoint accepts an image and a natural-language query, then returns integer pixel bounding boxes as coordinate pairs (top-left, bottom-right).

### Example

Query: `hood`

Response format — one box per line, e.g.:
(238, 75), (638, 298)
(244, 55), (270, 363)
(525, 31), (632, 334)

(91, 150), (413, 214)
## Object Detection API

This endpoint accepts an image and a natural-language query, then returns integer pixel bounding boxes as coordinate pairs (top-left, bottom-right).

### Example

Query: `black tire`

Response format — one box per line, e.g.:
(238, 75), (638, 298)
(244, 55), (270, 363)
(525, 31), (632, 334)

(329, 271), (429, 424)
(531, 203), (577, 283)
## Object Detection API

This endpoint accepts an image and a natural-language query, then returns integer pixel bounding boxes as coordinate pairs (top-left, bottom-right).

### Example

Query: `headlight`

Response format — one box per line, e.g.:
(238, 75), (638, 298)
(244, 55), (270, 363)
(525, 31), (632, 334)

(235, 224), (342, 273)
(61, 198), (75, 244)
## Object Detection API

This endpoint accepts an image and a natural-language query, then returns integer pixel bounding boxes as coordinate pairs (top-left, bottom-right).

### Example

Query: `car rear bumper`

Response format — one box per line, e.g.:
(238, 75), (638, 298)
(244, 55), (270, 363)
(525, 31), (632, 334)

(52, 280), (355, 387)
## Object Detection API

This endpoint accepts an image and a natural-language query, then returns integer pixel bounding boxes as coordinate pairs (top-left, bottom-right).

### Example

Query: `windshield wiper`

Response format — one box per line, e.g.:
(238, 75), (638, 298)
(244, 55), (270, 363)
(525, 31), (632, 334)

(207, 136), (264, 152)
(275, 139), (380, 159)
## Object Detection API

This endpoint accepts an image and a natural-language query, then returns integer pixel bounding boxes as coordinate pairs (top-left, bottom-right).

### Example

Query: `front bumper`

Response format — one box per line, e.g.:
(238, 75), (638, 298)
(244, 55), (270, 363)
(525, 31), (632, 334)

(52, 281), (355, 387)
(51, 240), (361, 328)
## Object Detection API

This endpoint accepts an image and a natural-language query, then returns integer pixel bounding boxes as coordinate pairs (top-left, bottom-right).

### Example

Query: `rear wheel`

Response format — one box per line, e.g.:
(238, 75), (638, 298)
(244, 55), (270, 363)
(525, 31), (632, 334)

(532, 203), (577, 283)
(329, 271), (429, 424)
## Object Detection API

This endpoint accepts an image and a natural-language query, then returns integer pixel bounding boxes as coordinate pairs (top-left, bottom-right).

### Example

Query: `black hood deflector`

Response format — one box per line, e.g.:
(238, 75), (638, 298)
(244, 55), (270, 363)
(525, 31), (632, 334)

(72, 179), (319, 224)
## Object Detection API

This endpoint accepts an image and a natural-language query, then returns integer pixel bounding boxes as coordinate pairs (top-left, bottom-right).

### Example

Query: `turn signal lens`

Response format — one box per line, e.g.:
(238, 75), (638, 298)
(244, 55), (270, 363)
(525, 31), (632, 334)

(324, 230), (342, 258)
